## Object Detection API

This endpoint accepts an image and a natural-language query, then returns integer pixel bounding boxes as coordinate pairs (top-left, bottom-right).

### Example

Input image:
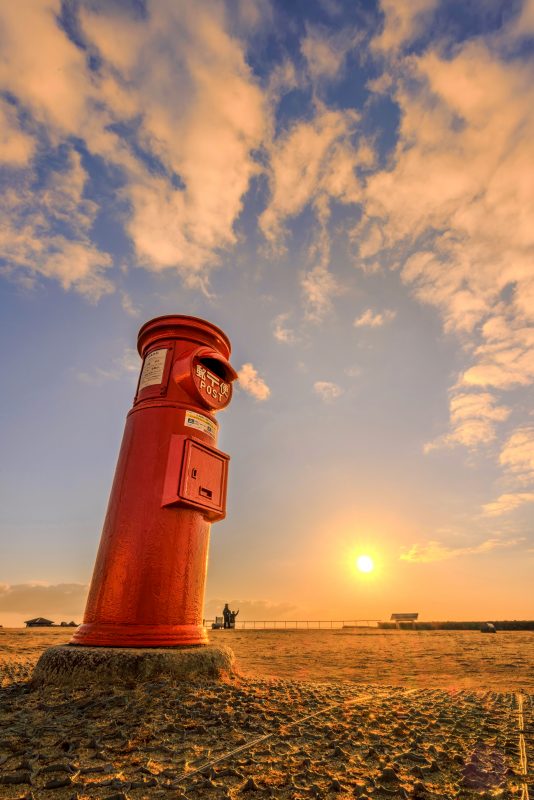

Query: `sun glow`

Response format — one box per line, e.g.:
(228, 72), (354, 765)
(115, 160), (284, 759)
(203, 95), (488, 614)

(356, 554), (374, 573)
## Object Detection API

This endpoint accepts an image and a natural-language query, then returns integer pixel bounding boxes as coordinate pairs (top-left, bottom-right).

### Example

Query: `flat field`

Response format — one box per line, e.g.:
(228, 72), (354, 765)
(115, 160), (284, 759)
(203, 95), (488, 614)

(213, 628), (534, 691)
(2, 627), (532, 690)
(0, 628), (532, 799)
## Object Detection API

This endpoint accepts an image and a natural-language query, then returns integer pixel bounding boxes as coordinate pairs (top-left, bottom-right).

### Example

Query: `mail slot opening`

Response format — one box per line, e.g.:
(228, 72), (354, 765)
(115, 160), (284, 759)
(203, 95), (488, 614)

(198, 357), (231, 381)
(199, 486), (213, 499)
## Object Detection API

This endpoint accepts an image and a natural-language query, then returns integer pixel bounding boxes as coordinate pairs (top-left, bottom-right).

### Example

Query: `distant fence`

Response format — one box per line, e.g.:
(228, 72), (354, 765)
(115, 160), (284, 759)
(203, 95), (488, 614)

(203, 619), (534, 631)
(203, 619), (380, 630)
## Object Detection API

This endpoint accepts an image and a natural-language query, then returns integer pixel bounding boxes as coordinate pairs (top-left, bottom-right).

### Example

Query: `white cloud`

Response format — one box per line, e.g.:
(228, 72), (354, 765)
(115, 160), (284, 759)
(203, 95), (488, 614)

(260, 107), (369, 245)
(314, 380), (343, 402)
(361, 25), (534, 464)
(400, 536), (522, 563)
(81, 2), (266, 279)
(0, 0), (267, 296)
(237, 363), (271, 401)
(424, 392), (511, 452)
(0, 1), (94, 138)
(461, 320), (534, 391)
(353, 308), (396, 328)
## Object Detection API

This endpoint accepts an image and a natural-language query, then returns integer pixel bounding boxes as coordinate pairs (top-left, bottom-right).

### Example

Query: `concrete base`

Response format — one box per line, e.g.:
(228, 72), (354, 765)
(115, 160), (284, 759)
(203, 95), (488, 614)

(31, 644), (236, 687)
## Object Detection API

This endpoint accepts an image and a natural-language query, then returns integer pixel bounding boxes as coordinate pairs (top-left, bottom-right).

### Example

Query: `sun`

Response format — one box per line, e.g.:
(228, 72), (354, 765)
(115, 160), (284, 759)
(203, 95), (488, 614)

(356, 554), (374, 573)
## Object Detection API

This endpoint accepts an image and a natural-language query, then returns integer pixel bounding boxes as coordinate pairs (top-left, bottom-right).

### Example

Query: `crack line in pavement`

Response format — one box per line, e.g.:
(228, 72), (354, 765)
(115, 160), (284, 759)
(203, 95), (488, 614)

(517, 692), (530, 800)
(174, 687), (419, 791)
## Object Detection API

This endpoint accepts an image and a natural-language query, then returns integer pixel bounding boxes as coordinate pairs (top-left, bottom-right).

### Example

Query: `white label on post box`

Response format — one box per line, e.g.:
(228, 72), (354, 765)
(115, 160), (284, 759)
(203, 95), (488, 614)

(138, 348), (167, 391)
(185, 410), (218, 439)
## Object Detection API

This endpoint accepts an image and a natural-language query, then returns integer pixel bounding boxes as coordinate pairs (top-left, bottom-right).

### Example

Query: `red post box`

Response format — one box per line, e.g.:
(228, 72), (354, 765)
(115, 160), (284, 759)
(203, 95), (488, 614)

(71, 315), (237, 648)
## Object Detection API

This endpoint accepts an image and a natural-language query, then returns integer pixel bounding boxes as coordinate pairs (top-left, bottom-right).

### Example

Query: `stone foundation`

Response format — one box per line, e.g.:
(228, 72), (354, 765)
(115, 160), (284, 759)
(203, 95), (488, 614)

(31, 643), (236, 687)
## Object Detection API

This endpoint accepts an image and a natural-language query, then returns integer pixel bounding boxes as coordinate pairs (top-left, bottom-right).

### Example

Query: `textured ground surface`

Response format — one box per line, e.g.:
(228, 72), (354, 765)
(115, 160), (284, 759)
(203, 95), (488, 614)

(0, 629), (532, 799)
(2, 628), (534, 691)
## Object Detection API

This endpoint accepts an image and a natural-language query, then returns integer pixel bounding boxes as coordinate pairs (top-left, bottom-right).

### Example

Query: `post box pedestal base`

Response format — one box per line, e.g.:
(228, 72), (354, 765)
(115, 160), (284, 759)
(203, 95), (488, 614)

(70, 622), (209, 647)
(31, 644), (236, 687)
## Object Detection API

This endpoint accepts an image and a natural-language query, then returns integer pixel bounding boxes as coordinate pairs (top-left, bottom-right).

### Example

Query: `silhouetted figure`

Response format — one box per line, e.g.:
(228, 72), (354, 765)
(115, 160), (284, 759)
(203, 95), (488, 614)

(223, 603), (231, 629)
(229, 609), (239, 628)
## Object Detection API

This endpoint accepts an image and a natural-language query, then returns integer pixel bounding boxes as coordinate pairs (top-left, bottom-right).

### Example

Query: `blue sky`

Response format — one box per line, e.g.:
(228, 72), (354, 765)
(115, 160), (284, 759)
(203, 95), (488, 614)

(1, 0), (533, 625)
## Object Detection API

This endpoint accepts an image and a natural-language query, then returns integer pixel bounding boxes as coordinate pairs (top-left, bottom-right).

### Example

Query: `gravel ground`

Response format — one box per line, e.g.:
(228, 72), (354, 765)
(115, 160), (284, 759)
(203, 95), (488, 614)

(0, 630), (532, 799)
(1, 663), (532, 799)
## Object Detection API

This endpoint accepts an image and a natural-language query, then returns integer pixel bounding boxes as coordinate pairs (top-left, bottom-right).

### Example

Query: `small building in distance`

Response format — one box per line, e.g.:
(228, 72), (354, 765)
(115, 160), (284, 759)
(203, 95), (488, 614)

(390, 613), (419, 629)
(24, 617), (55, 627)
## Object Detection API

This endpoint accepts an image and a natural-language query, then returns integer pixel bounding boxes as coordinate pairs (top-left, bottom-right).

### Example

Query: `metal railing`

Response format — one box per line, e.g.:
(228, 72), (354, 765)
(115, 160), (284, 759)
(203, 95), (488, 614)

(203, 619), (380, 630)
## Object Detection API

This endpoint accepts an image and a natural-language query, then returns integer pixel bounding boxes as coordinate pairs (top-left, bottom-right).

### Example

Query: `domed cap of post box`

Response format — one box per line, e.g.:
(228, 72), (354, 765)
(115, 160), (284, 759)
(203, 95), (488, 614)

(137, 315), (232, 360)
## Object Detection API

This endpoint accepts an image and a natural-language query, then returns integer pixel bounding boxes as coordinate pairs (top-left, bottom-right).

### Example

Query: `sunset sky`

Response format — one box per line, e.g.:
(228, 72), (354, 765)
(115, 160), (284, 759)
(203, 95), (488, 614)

(1, 0), (533, 627)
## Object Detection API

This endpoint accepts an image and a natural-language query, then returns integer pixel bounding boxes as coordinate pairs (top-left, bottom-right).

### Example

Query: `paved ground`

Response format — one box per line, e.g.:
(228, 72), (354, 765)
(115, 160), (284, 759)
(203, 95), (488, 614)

(0, 629), (532, 799)
(0, 669), (532, 799)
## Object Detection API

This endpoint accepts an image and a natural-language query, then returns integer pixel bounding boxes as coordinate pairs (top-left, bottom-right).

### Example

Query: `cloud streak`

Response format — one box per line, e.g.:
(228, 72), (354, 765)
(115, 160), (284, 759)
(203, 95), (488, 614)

(76, 348), (140, 386)
(482, 492), (534, 517)
(400, 537), (522, 564)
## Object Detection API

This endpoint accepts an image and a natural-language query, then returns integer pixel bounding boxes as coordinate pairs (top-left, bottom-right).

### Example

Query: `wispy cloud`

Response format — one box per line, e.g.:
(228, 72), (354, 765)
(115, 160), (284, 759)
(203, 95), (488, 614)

(482, 492), (534, 517)
(76, 347), (139, 385)
(120, 291), (140, 317)
(400, 536), (522, 563)
(373, 0), (439, 53)
(301, 265), (342, 322)
(314, 381), (343, 402)
(272, 313), (297, 344)
(301, 24), (357, 83)
(260, 107), (370, 246)
(237, 363), (271, 401)
(424, 392), (511, 452)
(478, 426), (534, 518)
(499, 426), (534, 486)
(353, 308), (396, 328)
(0, 148), (113, 300)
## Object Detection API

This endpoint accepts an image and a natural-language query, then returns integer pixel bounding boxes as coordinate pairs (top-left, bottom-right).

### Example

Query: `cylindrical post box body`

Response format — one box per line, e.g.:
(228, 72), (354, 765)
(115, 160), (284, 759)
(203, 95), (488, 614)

(71, 315), (236, 647)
